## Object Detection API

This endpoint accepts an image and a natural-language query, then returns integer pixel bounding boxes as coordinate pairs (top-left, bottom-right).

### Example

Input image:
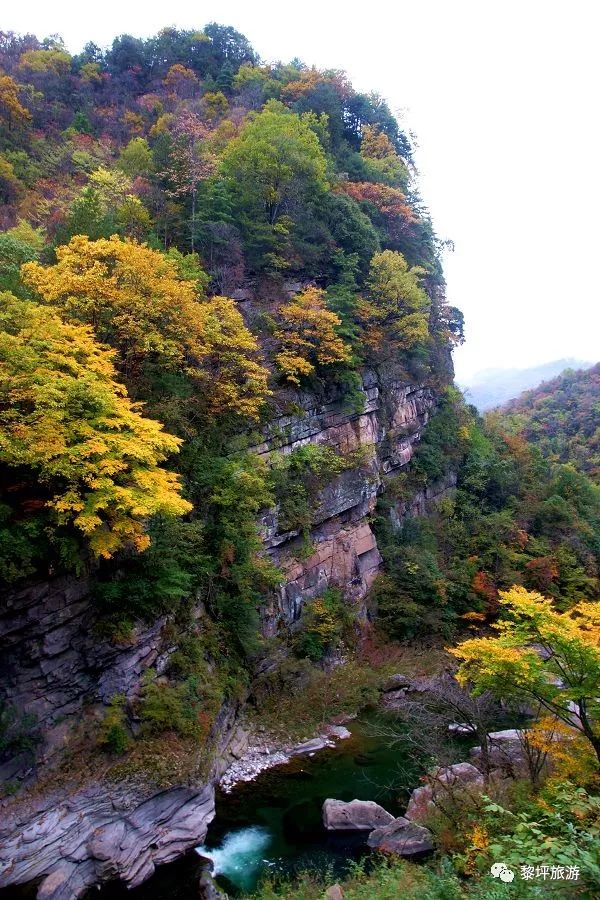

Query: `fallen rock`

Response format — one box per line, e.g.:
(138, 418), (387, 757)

(322, 799), (395, 831)
(367, 816), (434, 857)
(321, 724), (352, 741)
(470, 729), (526, 773)
(198, 863), (228, 899)
(448, 722), (477, 735)
(436, 761), (485, 784)
(289, 737), (330, 756)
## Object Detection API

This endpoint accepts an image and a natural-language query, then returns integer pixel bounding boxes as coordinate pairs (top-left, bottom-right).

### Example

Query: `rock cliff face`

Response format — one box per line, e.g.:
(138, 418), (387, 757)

(0, 368), (437, 772)
(254, 369), (435, 629)
(0, 367), (449, 897)
(0, 578), (175, 778)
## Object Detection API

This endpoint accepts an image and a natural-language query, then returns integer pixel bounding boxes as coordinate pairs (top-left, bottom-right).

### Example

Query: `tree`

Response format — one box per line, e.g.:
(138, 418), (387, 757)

(117, 137), (154, 178)
(274, 286), (351, 385)
(221, 101), (328, 269)
(22, 235), (269, 419)
(164, 63), (199, 99)
(360, 125), (409, 187)
(222, 101), (327, 226)
(0, 293), (191, 560)
(450, 586), (600, 765)
(162, 110), (216, 251)
(362, 249), (430, 356)
(0, 232), (39, 295)
(0, 73), (31, 132)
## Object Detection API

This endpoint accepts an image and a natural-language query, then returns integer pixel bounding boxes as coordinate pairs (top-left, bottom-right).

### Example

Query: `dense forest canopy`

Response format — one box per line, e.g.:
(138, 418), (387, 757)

(0, 22), (599, 900)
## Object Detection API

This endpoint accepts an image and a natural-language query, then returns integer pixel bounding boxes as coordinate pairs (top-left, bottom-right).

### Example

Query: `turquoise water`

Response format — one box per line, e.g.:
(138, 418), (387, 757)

(93, 714), (427, 898)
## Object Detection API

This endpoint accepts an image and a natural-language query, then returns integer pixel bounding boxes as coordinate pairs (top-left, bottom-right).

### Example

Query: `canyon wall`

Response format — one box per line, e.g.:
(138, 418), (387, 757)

(255, 368), (436, 629)
(0, 368), (438, 773)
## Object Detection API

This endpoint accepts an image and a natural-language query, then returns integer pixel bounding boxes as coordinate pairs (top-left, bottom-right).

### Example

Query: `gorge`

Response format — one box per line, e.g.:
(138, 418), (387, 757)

(0, 20), (598, 900)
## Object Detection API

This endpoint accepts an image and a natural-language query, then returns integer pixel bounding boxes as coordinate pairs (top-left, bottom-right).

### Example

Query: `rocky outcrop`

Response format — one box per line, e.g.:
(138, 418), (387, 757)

(322, 798), (395, 831)
(254, 369), (437, 629)
(0, 781), (215, 899)
(219, 724), (351, 793)
(470, 729), (526, 774)
(0, 577), (179, 775)
(388, 470), (457, 530)
(367, 816), (434, 857)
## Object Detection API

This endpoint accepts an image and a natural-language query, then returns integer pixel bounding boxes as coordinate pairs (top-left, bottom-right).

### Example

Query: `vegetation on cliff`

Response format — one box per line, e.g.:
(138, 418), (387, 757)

(373, 388), (599, 640)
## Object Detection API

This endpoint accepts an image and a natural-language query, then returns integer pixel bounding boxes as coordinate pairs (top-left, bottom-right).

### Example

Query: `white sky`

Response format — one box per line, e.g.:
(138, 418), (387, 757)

(5, 1), (600, 381)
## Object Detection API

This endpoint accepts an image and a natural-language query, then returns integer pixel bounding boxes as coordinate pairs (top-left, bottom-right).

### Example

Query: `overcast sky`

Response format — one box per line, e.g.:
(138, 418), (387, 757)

(5, 1), (599, 381)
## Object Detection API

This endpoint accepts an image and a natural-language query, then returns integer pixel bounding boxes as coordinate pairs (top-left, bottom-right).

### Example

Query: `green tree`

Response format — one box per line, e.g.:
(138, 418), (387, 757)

(221, 100), (328, 269)
(362, 249), (430, 356)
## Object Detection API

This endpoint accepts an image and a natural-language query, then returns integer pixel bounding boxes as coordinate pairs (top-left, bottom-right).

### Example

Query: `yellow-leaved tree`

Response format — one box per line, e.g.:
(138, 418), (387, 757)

(361, 249), (430, 357)
(21, 235), (269, 419)
(450, 586), (600, 767)
(274, 286), (351, 385)
(0, 293), (192, 559)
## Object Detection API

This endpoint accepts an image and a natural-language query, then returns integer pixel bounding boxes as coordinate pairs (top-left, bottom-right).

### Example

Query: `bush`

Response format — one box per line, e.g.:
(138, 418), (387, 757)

(294, 588), (354, 660)
(98, 694), (130, 755)
(370, 547), (454, 640)
(0, 702), (39, 757)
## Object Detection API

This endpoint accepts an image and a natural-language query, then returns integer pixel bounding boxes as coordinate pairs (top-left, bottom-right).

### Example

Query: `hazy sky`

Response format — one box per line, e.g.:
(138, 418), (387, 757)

(5, 1), (599, 380)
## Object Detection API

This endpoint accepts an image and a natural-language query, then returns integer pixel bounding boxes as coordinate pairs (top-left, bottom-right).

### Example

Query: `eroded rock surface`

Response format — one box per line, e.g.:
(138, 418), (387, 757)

(0, 781), (215, 899)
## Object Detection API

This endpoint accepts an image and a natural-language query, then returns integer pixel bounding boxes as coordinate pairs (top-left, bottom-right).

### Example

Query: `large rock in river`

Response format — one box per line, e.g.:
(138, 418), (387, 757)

(367, 816), (434, 857)
(322, 799), (394, 831)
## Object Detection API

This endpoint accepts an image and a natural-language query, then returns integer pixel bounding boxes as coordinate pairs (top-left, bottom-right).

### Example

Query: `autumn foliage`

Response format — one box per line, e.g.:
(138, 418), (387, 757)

(22, 235), (269, 419)
(0, 292), (191, 559)
(274, 286), (351, 384)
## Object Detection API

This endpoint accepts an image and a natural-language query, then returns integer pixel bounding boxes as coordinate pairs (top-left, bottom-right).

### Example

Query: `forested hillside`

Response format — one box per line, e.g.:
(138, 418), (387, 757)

(496, 363), (600, 482)
(0, 25), (460, 601)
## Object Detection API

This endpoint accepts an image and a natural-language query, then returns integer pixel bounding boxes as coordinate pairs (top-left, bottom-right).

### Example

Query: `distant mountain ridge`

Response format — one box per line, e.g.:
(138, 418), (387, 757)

(461, 358), (593, 411)
(497, 362), (600, 482)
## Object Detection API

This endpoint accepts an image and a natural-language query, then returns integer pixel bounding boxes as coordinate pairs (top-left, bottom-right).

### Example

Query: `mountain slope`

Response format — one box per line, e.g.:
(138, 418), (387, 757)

(496, 362), (600, 481)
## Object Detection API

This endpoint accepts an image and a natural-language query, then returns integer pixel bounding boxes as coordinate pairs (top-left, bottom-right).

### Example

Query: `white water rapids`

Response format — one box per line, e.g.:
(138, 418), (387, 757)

(196, 826), (272, 891)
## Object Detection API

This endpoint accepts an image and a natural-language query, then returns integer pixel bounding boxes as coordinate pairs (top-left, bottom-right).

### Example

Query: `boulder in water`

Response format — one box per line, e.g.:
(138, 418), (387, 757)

(198, 863), (228, 899)
(289, 736), (330, 756)
(367, 816), (434, 857)
(322, 799), (395, 831)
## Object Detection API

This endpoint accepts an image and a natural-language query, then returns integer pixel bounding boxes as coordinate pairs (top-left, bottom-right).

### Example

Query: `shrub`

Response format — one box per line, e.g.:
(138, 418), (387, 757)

(98, 694), (130, 754)
(294, 588), (354, 661)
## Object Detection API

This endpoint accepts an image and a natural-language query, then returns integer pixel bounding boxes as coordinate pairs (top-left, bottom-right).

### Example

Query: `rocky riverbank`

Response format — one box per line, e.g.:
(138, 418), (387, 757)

(218, 723), (352, 793)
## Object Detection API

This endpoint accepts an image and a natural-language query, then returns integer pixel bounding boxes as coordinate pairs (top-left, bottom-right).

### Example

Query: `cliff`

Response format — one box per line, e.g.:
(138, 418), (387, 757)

(256, 369), (436, 628)
(0, 368), (451, 897)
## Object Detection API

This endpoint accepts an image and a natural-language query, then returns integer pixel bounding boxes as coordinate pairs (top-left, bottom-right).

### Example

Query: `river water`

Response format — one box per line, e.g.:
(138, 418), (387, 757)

(94, 713), (427, 898)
